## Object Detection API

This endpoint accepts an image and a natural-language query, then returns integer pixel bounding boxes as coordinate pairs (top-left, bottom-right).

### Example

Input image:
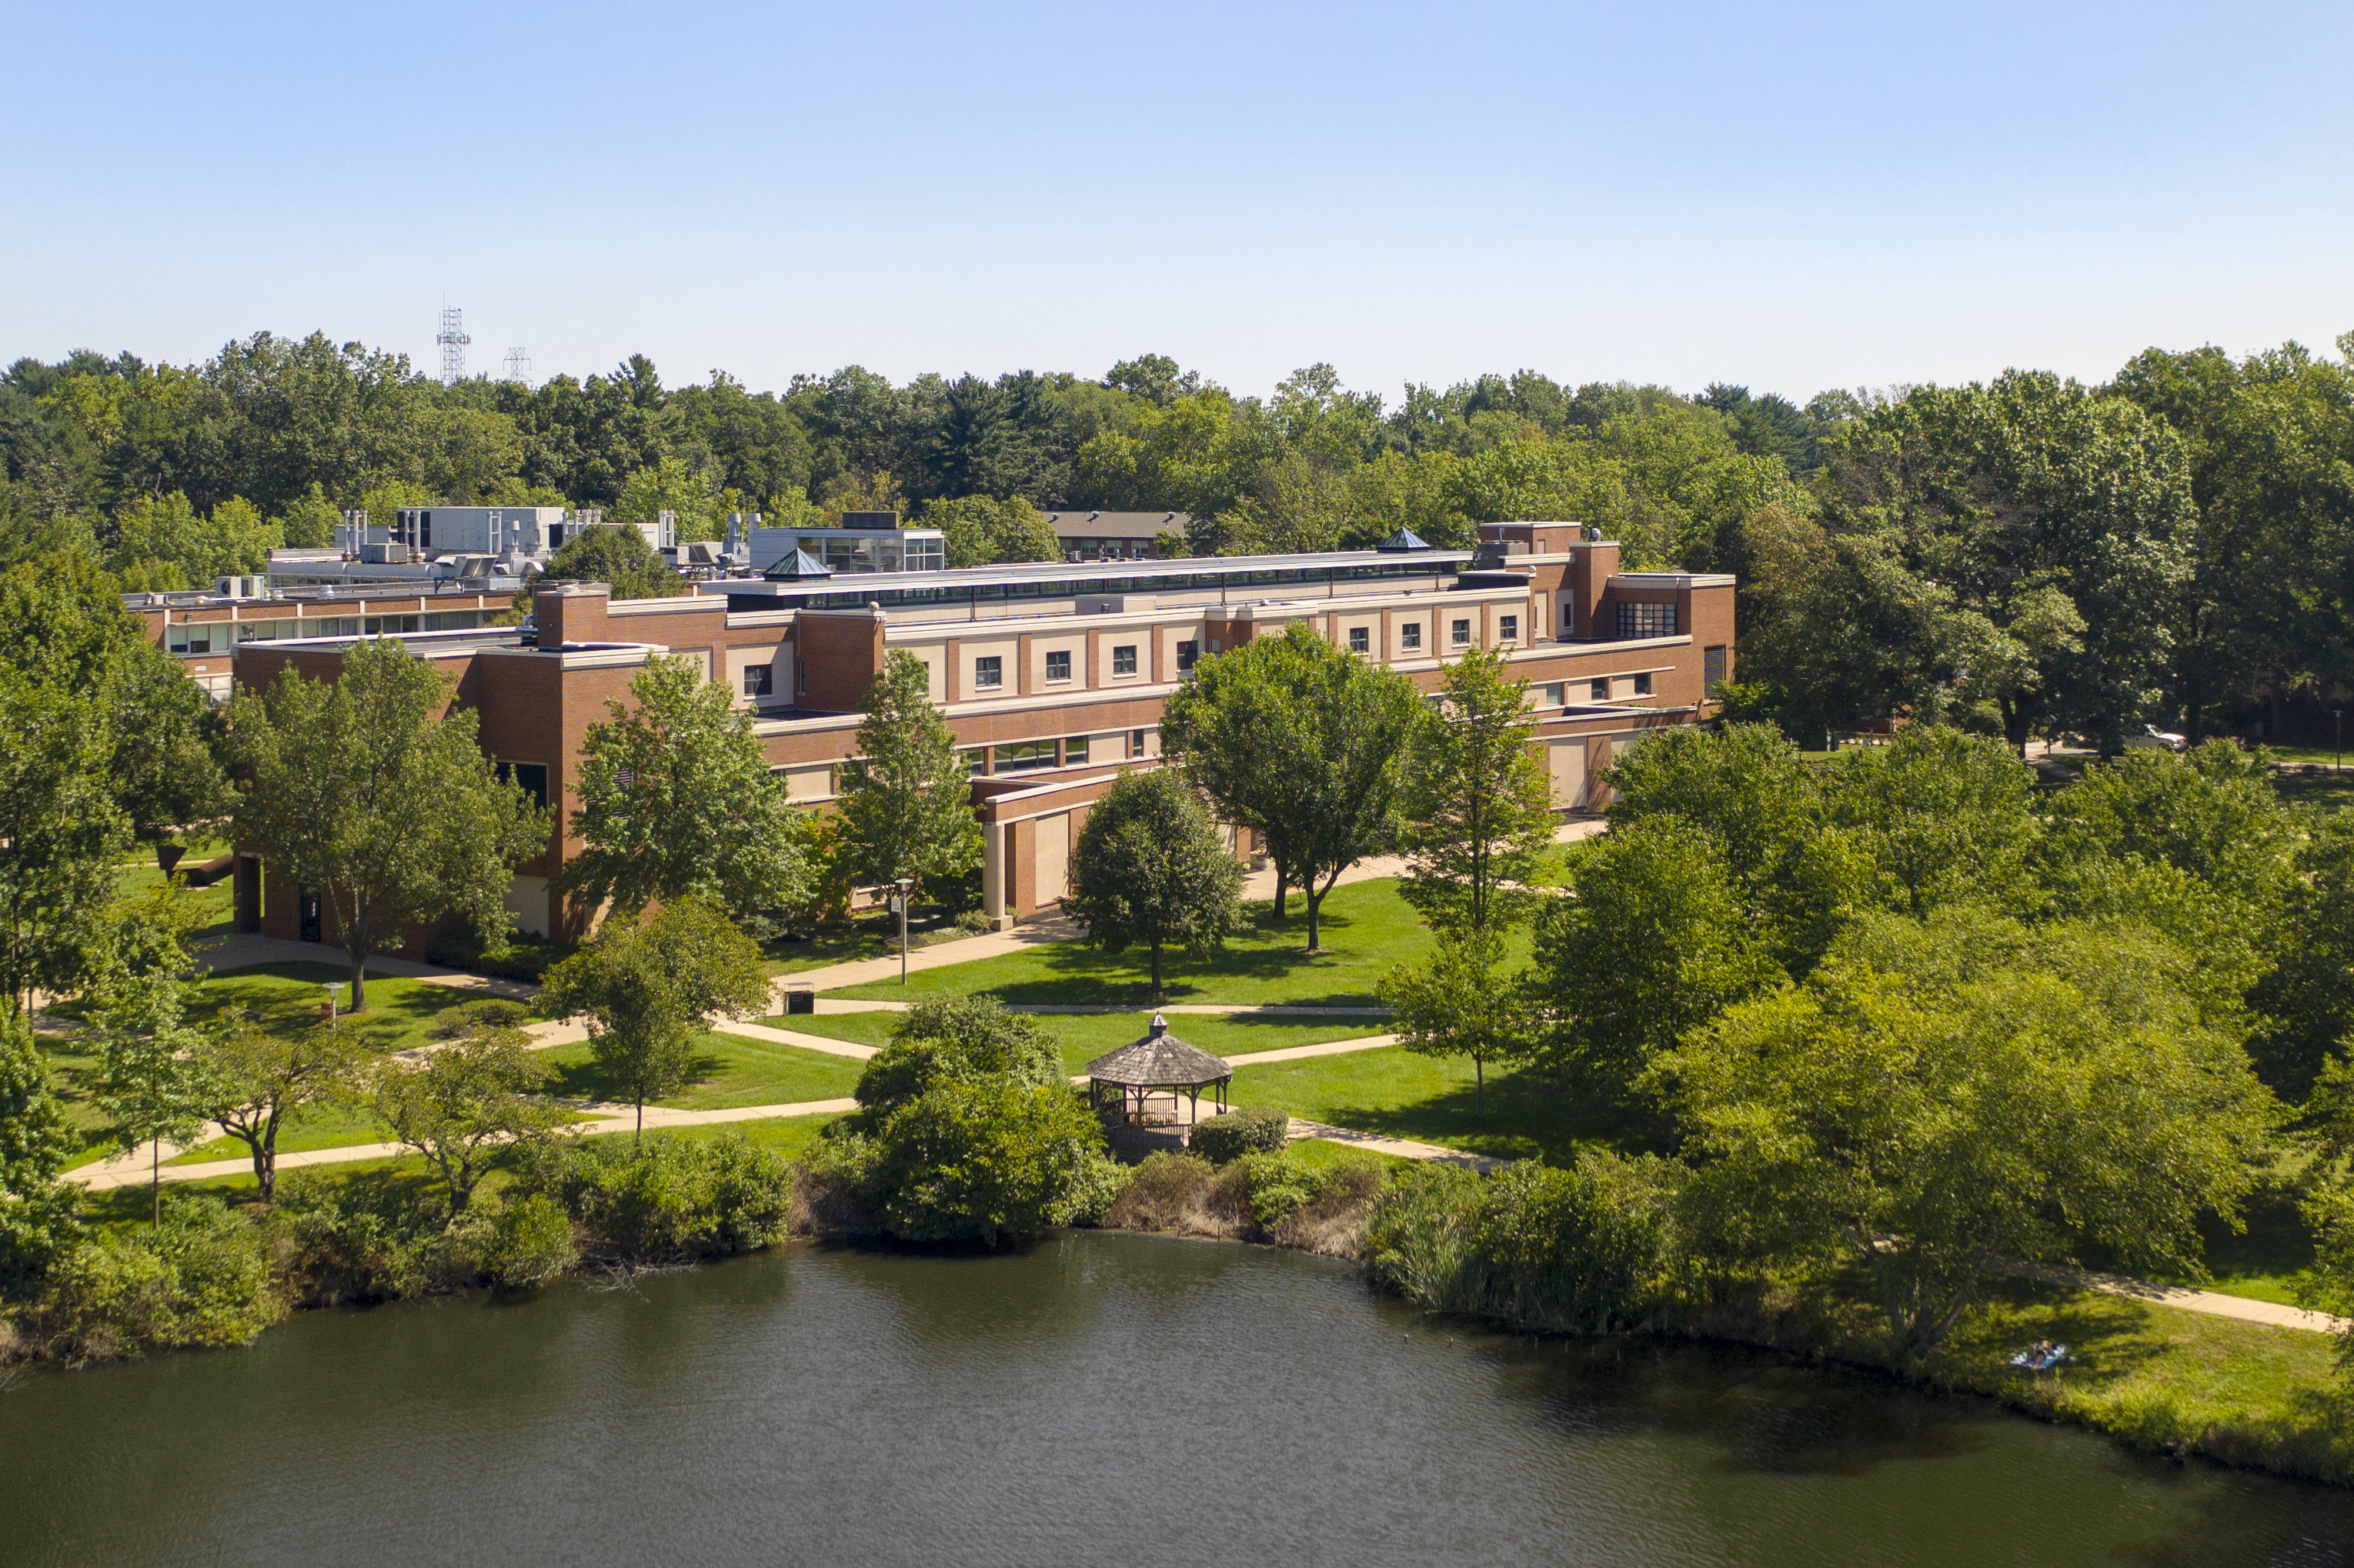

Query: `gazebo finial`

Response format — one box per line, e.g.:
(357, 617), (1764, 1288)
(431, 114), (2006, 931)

(1150, 1013), (1167, 1036)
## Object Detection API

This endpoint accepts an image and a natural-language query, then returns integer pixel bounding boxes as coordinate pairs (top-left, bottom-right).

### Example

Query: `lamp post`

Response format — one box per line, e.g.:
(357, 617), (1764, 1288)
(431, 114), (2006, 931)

(894, 877), (914, 986)
(321, 981), (345, 1026)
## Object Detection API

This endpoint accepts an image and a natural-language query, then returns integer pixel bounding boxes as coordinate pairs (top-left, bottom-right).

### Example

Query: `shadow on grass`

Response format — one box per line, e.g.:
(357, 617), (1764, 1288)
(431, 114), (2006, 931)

(1271, 1065), (1662, 1164)
(973, 909), (1389, 1009)
(543, 1045), (732, 1105)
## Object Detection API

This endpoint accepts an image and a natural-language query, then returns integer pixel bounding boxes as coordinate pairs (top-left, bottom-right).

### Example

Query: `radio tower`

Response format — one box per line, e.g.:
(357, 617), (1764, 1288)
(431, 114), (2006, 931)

(501, 346), (532, 386)
(436, 306), (471, 385)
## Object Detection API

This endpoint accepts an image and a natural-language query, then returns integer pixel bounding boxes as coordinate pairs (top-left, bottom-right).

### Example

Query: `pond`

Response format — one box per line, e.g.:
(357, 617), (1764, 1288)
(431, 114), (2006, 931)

(5, 1231), (2352, 1566)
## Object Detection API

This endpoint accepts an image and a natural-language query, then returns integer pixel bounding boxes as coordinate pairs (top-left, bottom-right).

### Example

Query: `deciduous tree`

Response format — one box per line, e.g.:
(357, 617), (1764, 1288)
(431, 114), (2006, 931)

(1396, 646), (1557, 937)
(1162, 622), (1424, 952)
(199, 1010), (372, 1202)
(536, 899), (773, 1134)
(226, 636), (551, 1011)
(1066, 769), (1244, 1000)
(557, 653), (813, 921)
(836, 649), (983, 902)
(371, 1023), (566, 1216)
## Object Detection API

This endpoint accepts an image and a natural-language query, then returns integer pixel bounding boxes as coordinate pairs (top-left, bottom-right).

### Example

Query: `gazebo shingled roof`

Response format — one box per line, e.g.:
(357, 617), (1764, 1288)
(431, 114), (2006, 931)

(1087, 1016), (1232, 1126)
(1086, 1016), (1231, 1089)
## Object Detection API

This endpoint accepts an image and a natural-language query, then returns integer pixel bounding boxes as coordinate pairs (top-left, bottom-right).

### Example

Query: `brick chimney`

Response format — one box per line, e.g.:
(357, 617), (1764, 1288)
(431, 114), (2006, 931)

(535, 582), (611, 649)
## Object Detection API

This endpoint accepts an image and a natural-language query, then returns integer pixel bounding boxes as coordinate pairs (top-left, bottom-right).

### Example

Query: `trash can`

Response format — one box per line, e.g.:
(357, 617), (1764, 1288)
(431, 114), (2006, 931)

(786, 987), (815, 1016)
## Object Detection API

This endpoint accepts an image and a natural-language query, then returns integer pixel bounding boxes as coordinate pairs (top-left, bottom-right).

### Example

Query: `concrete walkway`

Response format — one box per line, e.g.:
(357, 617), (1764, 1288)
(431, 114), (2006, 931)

(192, 933), (537, 999)
(1987, 1257), (2350, 1336)
(67, 1096), (863, 1192)
(795, 998), (1387, 1018)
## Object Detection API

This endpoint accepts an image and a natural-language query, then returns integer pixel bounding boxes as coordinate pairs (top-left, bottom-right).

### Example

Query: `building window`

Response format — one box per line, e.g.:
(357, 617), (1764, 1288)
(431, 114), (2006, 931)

(996, 739), (1057, 773)
(1498, 615), (1518, 643)
(1177, 639), (1200, 672)
(1128, 728), (1147, 759)
(496, 761), (549, 809)
(1590, 679), (1609, 702)
(1705, 644), (1727, 692)
(1618, 602), (1677, 639)
(1451, 618), (1471, 647)
(1045, 649), (1072, 682)
(1634, 672), (1653, 696)
(1544, 682), (1564, 707)
(743, 665), (773, 697)
(1401, 622), (1421, 651)
(974, 656), (1003, 689)
(168, 622), (221, 655)
(1348, 626), (1370, 654)
(1113, 644), (1137, 676)
(1063, 736), (1090, 766)
(962, 747), (990, 776)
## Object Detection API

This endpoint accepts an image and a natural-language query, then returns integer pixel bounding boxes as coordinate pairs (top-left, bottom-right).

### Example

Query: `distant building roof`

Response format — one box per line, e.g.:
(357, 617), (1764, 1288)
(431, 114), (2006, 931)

(763, 549), (834, 581)
(1040, 510), (1191, 542)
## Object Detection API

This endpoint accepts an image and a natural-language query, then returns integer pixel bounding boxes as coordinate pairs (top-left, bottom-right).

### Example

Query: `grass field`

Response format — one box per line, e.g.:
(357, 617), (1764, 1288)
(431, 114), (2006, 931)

(769, 1009), (1391, 1076)
(825, 879), (1484, 1008)
(1228, 1050), (1629, 1165)
(539, 1030), (865, 1110)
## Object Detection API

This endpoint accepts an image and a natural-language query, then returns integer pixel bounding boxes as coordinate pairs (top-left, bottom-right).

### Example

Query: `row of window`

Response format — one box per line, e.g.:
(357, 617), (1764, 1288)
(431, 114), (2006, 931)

(959, 729), (1153, 776)
(166, 610), (485, 655)
(1617, 602), (1677, 638)
(734, 559), (1454, 612)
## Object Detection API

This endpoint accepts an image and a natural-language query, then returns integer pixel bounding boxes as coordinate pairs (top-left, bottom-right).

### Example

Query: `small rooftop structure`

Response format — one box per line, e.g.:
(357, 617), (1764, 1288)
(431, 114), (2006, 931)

(1376, 527), (1431, 552)
(1085, 1015), (1231, 1126)
(762, 548), (834, 581)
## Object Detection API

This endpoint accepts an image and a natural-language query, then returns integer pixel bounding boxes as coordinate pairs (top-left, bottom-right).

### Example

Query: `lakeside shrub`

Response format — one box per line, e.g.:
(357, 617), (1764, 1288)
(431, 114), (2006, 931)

(1189, 1106), (1290, 1165)
(522, 1133), (793, 1263)
(481, 1192), (577, 1288)
(866, 1080), (1123, 1243)
(18, 1198), (280, 1357)
(1101, 1148), (1387, 1249)
(1366, 1153), (1681, 1331)
(272, 1169), (475, 1303)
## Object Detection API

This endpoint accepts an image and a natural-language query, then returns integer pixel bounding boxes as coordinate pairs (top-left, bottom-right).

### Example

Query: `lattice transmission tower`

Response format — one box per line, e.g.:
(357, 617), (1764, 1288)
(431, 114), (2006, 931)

(501, 346), (532, 386)
(436, 306), (471, 385)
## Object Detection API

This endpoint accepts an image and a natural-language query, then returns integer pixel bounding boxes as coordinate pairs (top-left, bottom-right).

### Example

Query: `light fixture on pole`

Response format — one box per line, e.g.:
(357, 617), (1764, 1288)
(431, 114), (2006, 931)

(322, 981), (345, 1026)
(893, 877), (914, 986)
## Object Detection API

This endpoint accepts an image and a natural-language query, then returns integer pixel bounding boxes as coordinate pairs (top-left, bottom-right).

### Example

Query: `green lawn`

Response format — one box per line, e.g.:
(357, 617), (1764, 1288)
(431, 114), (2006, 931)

(763, 912), (985, 977)
(184, 961), (487, 1051)
(167, 1105), (396, 1166)
(825, 879), (1476, 1008)
(769, 1009), (1391, 1076)
(1229, 1049), (1643, 1166)
(539, 1030), (865, 1110)
(116, 861), (234, 942)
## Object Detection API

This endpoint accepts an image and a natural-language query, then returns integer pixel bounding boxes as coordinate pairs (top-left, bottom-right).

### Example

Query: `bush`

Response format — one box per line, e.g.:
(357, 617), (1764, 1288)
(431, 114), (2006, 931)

(482, 1192), (577, 1288)
(852, 997), (1060, 1119)
(1101, 1153), (1227, 1234)
(272, 1169), (474, 1303)
(1190, 1106), (1291, 1165)
(864, 1079), (1121, 1243)
(1365, 1152), (1681, 1331)
(18, 1198), (280, 1358)
(522, 1133), (794, 1263)
(1239, 1149), (1322, 1229)
(425, 922), (576, 983)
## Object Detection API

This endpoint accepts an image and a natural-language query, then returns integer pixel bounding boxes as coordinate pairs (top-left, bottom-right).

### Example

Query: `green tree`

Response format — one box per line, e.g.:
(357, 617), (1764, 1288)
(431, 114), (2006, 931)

(1162, 622), (1425, 952)
(272, 482), (342, 548)
(850, 996), (1063, 1119)
(614, 454), (725, 542)
(556, 653), (813, 920)
(836, 649), (984, 901)
(1397, 647), (1557, 936)
(1531, 815), (1781, 1101)
(1065, 768), (1244, 1000)
(370, 1023), (566, 1216)
(226, 636), (552, 1011)
(536, 522), (684, 601)
(1382, 927), (1531, 1116)
(90, 973), (215, 1225)
(922, 495), (1062, 569)
(1662, 911), (2277, 1348)
(536, 899), (773, 1134)
(1822, 728), (2039, 918)
(0, 658), (122, 1015)
(110, 492), (281, 584)
(198, 1011), (371, 1201)
(0, 1011), (81, 1296)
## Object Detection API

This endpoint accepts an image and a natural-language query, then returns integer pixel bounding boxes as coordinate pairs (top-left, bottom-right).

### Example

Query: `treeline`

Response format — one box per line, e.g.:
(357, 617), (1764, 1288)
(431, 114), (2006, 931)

(9, 329), (2354, 742)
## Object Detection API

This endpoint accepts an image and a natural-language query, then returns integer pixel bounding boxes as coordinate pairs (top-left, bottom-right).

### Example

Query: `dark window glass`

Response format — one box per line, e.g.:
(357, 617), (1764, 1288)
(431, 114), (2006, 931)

(1705, 645), (1728, 691)
(1617, 602), (1676, 638)
(1177, 639), (1200, 672)
(743, 665), (773, 696)
(1499, 615), (1518, 642)
(1401, 622), (1421, 650)
(1129, 728), (1146, 758)
(974, 656), (1003, 689)
(497, 761), (549, 809)
(1348, 626), (1370, 653)
(1045, 650), (1072, 682)
(1590, 679), (1608, 702)
(1451, 618), (1471, 646)
(1634, 672), (1653, 696)
(1113, 645), (1137, 675)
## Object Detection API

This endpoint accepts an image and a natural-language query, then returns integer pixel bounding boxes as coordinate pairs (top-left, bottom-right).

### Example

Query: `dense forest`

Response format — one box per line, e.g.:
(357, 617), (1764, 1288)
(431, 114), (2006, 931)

(5, 330), (2352, 747)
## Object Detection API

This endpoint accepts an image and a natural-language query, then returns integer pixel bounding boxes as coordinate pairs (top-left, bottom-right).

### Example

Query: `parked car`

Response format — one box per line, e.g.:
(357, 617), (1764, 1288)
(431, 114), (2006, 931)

(2125, 723), (2188, 752)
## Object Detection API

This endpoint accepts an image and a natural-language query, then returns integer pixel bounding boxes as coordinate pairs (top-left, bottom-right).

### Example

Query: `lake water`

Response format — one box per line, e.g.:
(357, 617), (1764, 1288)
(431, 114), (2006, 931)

(5, 1231), (2352, 1566)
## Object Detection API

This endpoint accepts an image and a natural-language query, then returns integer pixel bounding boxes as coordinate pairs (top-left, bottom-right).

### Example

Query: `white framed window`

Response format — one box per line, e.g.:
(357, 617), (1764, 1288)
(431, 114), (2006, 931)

(1401, 622), (1421, 651)
(1499, 615), (1518, 643)
(743, 665), (772, 697)
(974, 656), (1003, 689)
(1045, 649), (1072, 682)
(1451, 618), (1471, 646)
(1113, 644), (1137, 676)
(1177, 640), (1200, 672)
(1347, 626), (1370, 653)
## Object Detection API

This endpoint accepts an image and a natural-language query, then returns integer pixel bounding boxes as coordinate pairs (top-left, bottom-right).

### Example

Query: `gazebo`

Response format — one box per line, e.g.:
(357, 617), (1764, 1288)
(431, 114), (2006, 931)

(1086, 1016), (1232, 1128)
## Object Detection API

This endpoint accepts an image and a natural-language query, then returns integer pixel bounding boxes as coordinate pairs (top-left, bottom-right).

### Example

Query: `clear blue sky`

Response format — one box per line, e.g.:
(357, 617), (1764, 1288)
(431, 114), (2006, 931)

(11, 2), (2351, 405)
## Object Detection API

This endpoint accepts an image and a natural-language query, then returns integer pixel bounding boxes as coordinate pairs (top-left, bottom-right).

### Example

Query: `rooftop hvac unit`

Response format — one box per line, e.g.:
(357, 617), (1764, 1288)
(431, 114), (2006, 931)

(214, 575), (266, 599)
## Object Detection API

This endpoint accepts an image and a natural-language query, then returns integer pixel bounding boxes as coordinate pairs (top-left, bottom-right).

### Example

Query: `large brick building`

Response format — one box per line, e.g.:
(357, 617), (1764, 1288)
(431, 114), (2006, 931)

(140, 525), (1732, 954)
